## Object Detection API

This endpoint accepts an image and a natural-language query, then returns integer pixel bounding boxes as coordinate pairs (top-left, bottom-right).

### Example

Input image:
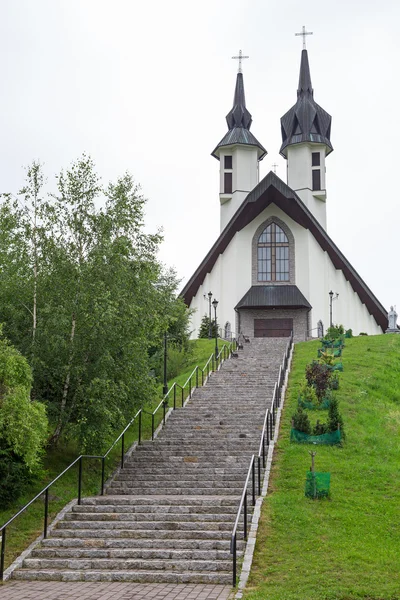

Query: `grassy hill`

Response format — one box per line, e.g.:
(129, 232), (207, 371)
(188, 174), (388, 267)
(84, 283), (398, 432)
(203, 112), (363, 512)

(243, 334), (400, 600)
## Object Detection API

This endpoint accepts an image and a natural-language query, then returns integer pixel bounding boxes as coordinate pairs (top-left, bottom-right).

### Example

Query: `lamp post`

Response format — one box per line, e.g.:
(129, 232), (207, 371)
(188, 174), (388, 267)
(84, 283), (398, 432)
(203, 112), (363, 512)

(207, 291), (212, 339)
(329, 290), (339, 327)
(212, 298), (219, 361)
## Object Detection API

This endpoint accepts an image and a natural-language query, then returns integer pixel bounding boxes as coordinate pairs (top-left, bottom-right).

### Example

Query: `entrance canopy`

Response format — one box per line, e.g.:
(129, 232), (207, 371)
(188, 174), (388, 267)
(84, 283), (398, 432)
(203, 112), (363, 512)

(235, 285), (311, 310)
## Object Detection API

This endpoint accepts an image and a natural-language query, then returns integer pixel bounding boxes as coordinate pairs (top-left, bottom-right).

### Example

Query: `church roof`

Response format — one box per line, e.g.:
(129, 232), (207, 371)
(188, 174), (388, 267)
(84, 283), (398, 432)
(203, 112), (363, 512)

(181, 171), (388, 331)
(280, 49), (333, 158)
(212, 72), (267, 160)
(236, 285), (311, 310)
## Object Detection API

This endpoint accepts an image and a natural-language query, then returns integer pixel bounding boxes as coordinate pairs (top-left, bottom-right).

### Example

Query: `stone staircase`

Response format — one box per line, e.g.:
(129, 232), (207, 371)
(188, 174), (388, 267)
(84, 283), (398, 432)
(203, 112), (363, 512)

(12, 338), (288, 584)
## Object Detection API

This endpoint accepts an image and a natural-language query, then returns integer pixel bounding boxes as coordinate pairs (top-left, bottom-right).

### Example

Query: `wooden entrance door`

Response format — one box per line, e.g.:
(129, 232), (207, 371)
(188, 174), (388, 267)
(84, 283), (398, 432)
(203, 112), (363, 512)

(254, 318), (293, 338)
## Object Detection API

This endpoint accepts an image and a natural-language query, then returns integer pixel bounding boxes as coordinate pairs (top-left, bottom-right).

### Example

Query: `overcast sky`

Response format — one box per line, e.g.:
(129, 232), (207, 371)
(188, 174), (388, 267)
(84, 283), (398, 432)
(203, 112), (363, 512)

(1, 0), (399, 312)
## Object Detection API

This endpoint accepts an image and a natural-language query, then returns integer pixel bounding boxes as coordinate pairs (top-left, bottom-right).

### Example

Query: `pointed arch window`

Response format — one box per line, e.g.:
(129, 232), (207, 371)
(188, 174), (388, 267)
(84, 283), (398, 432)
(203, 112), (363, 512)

(257, 223), (289, 282)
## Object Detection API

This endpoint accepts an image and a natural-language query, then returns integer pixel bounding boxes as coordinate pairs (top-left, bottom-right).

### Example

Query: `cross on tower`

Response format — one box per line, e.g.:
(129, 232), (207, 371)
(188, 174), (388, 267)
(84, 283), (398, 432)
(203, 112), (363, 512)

(295, 26), (313, 49)
(232, 49), (249, 73)
(272, 163), (278, 174)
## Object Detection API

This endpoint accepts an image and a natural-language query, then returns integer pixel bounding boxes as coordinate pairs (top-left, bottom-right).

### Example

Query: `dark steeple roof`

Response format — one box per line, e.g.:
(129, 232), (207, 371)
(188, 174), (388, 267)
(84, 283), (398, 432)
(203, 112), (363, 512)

(212, 72), (267, 160)
(280, 49), (333, 158)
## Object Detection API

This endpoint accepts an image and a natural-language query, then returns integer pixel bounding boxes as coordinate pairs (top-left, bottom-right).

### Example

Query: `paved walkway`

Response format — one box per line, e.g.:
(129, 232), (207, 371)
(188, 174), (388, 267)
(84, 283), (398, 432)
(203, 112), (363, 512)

(0, 582), (233, 600)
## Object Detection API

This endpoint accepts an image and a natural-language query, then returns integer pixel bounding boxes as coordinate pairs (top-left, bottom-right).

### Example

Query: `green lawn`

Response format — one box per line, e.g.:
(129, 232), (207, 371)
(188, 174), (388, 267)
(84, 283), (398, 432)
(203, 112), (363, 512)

(0, 337), (226, 573)
(243, 334), (400, 600)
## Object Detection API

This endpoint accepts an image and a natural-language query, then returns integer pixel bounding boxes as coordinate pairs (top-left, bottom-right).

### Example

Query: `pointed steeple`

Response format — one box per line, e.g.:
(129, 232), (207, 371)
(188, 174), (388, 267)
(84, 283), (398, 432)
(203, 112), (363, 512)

(212, 71), (266, 160)
(297, 49), (313, 97)
(280, 49), (332, 158)
(226, 72), (252, 130)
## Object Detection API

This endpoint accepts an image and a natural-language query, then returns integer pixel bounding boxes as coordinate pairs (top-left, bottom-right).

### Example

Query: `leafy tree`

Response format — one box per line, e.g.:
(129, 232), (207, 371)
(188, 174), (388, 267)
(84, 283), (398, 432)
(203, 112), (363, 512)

(0, 157), (191, 451)
(305, 362), (332, 401)
(0, 327), (48, 506)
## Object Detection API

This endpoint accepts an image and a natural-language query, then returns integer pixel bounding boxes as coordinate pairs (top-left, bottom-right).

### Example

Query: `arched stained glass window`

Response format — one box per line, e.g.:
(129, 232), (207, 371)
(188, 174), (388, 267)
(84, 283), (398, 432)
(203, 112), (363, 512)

(257, 223), (289, 282)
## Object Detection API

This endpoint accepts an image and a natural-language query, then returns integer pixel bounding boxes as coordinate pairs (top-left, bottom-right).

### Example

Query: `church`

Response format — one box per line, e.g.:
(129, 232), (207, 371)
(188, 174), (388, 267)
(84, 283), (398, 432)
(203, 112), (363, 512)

(181, 45), (388, 341)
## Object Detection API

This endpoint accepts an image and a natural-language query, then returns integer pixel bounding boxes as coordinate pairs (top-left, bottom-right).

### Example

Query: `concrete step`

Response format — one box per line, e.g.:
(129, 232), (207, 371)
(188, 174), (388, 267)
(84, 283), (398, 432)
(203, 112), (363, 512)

(40, 538), (244, 551)
(12, 569), (232, 584)
(65, 512), (242, 523)
(22, 557), (233, 572)
(31, 547), (237, 560)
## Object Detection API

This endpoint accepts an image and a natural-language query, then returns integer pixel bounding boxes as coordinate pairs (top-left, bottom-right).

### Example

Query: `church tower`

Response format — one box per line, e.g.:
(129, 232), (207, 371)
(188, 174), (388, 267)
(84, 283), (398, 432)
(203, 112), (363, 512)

(212, 56), (267, 232)
(280, 48), (333, 230)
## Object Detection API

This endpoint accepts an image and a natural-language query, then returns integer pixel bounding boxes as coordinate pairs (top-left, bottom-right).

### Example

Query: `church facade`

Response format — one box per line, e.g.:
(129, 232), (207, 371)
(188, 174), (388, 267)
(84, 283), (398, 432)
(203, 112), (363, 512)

(181, 49), (387, 341)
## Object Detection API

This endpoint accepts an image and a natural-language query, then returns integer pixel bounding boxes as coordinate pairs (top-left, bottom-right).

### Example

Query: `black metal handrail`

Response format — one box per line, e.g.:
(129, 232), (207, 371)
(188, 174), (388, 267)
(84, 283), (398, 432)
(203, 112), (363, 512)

(230, 454), (256, 586)
(230, 331), (294, 586)
(0, 339), (237, 581)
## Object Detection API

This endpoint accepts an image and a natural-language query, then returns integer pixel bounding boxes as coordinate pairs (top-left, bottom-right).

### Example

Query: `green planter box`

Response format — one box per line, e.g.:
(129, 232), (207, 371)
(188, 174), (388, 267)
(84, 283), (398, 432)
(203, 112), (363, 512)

(305, 471), (331, 498)
(298, 396), (331, 410)
(290, 428), (341, 445)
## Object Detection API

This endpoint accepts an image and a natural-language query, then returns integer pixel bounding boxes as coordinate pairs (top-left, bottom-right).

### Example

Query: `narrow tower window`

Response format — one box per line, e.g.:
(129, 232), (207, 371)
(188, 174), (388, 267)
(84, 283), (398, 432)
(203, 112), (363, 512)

(312, 169), (321, 191)
(224, 155), (232, 169)
(257, 223), (289, 282)
(224, 172), (232, 194)
(312, 152), (320, 166)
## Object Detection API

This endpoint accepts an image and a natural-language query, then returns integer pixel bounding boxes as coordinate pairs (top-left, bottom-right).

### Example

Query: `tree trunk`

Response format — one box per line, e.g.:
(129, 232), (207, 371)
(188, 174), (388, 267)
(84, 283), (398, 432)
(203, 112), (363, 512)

(50, 313), (76, 445)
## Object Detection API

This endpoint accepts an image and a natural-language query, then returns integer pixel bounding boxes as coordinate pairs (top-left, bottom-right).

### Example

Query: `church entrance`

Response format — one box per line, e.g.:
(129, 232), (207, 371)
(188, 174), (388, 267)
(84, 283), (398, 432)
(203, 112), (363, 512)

(254, 318), (293, 338)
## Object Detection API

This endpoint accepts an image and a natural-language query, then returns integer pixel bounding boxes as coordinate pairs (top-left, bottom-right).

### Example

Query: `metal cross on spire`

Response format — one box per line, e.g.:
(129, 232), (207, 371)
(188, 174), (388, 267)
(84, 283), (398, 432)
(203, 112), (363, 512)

(295, 26), (313, 49)
(272, 163), (278, 174)
(232, 49), (249, 73)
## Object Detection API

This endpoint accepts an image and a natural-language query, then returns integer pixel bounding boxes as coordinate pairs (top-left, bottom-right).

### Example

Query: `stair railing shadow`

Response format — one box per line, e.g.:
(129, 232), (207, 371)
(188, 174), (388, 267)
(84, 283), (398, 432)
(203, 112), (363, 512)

(230, 331), (294, 587)
(0, 339), (237, 581)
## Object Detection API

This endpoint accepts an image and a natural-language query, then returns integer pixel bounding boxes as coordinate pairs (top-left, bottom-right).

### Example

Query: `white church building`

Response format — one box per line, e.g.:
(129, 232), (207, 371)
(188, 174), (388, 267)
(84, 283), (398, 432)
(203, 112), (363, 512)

(181, 48), (387, 341)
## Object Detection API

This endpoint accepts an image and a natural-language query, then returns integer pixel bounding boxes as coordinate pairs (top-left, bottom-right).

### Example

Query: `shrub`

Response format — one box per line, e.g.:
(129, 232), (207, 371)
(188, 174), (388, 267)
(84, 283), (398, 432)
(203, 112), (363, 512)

(292, 407), (311, 434)
(305, 362), (332, 401)
(345, 328), (353, 338)
(299, 382), (318, 404)
(326, 324), (344, 339)
(327, 396), (344, 436)
(313, 420), (328, 435)
(359, 332), (368, 336)
(198, 315), (218, 339)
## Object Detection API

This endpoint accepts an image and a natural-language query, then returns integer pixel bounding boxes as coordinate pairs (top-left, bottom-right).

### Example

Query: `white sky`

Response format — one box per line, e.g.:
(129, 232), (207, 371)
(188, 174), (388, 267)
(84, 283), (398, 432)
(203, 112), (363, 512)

(1, 0), (399, 312)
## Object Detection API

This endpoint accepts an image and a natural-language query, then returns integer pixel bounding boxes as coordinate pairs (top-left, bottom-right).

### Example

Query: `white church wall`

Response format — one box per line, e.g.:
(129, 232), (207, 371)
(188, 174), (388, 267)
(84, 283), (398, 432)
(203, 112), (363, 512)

(187, 203), (383, 340)
(305, 233), (382, 336)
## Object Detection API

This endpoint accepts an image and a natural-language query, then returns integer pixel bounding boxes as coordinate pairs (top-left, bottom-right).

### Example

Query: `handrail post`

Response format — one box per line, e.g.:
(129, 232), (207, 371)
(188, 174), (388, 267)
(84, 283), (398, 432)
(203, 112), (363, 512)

(163, 400), (166, 425)
(174, 385), (176, 409)
(258, 456), (261, 496)
(263, 430), (266, 467)
(232, 534), (237, 587)
(1, 527), (6, 581)
(201, 369), (204, 386)
(101, 457), (105, 495)
(252, 459), (256, 506)
(139, 410), (142, 445)
(78, 456), (83, 505)
(244, 492), (248, 540)
(44, 488), (49, 538)
(121, 433), (125, 469)
(152, 414), (155, 441)
(189, 378), (192, 399)
(212, 354), (214, 372)
(196, 367), (198, 388)
(181, 386), (184, 408)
